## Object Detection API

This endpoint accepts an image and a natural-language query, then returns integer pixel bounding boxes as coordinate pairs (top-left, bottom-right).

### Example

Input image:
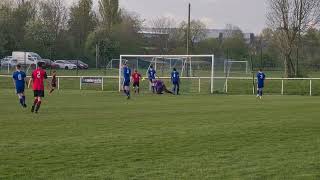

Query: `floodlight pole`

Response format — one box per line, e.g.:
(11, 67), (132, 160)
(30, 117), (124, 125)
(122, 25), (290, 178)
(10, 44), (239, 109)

(187, 3), (191, 77)
(187, 3), (191, 56)
(96, 44), (99, 69)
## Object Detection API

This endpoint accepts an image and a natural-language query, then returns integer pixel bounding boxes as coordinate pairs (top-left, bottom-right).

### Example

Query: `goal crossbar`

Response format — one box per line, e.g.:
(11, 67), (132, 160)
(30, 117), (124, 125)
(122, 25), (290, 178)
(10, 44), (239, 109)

(120, 55), (214, 58)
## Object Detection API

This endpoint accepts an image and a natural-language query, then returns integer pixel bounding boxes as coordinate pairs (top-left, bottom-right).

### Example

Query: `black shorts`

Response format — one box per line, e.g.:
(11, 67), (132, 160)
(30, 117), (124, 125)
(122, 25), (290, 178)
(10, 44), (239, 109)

(133, 82), (139, 87)
(51, 83), (57, 88)
(34, 90), (45, 97)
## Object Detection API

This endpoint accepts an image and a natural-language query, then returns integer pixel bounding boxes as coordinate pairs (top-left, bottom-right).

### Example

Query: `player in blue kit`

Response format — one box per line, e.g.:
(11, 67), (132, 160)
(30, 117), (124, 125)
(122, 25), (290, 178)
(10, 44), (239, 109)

(171, 68), (180, 95)
(148, 65), (157, 93)
(123, 62), (131, 99)
(12, 64), (27, 108)
(257, 69), (266, 99)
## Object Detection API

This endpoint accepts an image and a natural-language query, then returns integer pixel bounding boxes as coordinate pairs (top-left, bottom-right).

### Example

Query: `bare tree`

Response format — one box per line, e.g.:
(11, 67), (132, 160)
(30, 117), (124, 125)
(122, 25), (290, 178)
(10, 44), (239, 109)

(179, 20), (207, 51)
(25, 0), (68, 58)
(99, 0), (121, 31)
(190, 20), (207, 47)
(149, 17), (176, 34)
(148, 17), (178, 53)
(224, 24), (243, 38)
(39, 0), (68, 38)
(267, 0), (320, 77)
(0, 0), (13, 6)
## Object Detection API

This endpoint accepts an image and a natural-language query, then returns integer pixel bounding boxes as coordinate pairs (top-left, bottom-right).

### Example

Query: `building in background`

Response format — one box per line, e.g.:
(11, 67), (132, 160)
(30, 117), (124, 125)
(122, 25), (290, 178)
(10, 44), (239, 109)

(206, 29), (255, 44)
(139, 28), (255, 44)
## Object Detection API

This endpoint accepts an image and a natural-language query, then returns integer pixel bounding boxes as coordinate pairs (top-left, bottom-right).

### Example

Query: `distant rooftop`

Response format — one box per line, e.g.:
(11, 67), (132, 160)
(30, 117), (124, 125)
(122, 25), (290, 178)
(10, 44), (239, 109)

(139, 28), (255, 43)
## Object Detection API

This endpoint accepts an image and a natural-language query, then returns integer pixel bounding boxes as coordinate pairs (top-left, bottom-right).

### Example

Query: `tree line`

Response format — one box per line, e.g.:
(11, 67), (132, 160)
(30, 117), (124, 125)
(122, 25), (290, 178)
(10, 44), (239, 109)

(0, 0), (140, 66)
(0, 0), (255, 67)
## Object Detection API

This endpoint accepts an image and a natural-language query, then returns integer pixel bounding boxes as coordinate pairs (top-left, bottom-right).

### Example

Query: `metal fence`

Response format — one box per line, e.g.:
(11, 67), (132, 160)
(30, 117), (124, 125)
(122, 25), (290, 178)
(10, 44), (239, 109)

(1, 75), (320, 96)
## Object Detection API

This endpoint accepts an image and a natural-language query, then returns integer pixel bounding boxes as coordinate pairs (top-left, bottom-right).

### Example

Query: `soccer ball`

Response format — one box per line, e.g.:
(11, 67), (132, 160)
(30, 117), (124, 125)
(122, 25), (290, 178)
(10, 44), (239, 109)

(142, 77), (145, 81)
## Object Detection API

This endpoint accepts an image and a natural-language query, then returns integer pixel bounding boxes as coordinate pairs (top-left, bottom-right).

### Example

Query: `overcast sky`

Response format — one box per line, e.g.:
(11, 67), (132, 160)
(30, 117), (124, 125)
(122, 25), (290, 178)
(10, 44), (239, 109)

(66, 0), (268, 34)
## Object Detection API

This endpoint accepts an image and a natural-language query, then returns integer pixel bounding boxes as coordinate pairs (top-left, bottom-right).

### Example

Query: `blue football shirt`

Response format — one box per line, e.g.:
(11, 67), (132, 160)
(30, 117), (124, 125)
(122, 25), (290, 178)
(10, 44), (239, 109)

(257, 72), (266, 87)
(148, 68), (156, 80)
(123, 66), (131, 82)
(12, 71), (26, 88)
(171, 71), (180, 83)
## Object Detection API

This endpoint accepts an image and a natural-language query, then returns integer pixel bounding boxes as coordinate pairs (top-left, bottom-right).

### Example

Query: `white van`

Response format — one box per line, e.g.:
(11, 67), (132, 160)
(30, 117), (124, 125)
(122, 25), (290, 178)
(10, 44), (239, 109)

(12, 51), (43, 65)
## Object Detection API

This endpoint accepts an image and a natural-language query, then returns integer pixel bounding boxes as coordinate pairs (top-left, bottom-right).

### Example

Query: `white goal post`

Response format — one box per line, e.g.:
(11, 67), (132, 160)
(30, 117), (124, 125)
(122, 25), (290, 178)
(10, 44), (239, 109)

(224, 60), (249, 74)
(119, 54), (215, 93)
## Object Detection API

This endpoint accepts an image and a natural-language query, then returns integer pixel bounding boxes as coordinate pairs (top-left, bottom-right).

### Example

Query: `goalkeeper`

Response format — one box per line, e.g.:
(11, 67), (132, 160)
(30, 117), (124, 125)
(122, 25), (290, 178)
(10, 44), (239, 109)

(154, 79), (173, 94)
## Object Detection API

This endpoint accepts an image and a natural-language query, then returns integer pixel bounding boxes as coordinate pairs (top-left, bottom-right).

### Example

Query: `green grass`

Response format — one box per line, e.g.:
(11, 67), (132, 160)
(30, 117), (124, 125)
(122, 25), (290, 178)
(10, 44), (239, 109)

(0, 89), (320, 179)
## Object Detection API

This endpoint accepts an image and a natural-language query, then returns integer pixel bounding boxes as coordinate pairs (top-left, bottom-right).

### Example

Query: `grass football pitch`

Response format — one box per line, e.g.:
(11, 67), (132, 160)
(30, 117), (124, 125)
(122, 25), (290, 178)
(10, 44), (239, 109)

(0, 90), (320, 179)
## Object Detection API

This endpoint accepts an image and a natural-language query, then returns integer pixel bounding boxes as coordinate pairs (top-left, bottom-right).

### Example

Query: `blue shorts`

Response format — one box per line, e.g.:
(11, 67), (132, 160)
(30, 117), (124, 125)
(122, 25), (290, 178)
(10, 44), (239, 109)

(258, 84), (264, 89)
(123, 80), (130, 87)
(16, 87), (25, 94)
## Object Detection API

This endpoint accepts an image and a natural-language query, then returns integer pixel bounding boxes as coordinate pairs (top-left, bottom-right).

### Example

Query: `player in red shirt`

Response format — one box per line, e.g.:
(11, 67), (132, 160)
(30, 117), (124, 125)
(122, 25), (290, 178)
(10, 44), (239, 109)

(28, 62), (50, 113)
(131, 69), (142, 94)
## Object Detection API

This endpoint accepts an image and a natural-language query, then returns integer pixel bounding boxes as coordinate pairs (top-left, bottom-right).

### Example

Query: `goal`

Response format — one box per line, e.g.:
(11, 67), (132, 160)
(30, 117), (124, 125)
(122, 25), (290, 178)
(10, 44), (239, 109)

(222, 60), (250, 93)
(118, 55), (215, 93)
(224, 60), (249, 76)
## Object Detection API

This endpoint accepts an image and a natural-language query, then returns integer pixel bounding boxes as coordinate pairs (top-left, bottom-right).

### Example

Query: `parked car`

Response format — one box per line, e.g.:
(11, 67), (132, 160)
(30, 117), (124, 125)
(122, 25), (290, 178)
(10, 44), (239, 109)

(0, 56), (13, 64)
(68, 60), (89, 69)
(42, 59), (59, 69)
(1, 57), (18, 67)
(54, 60), (77, 70)
(0, 58), (4, 67)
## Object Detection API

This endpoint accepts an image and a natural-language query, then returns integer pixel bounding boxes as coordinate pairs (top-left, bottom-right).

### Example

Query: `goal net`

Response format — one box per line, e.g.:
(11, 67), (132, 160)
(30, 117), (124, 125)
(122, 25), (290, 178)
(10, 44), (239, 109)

(118, 55), (215, 94)
(224, 60), (249, 76)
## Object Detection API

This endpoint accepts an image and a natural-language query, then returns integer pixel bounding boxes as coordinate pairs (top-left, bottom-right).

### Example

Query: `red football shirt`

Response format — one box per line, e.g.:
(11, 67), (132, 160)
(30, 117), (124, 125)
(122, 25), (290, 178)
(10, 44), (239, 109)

(132, 72), (141, 83)
(32, 68), (47, 90)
